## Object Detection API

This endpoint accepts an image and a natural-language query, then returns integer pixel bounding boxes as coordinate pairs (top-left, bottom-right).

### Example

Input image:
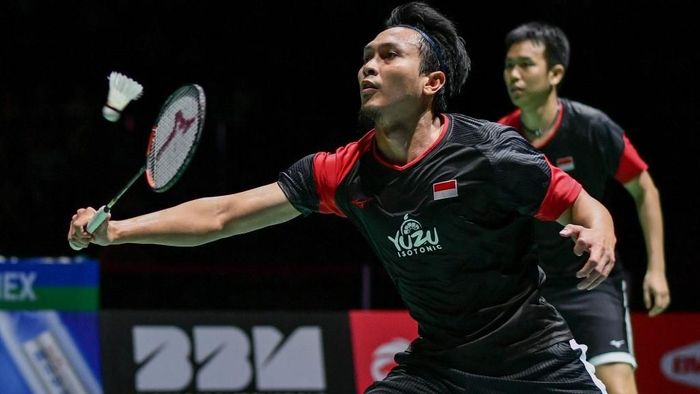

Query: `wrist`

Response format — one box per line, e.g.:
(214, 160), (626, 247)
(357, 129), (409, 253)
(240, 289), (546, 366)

(645, 266), (666, 276)
(107, 221), (120, 244)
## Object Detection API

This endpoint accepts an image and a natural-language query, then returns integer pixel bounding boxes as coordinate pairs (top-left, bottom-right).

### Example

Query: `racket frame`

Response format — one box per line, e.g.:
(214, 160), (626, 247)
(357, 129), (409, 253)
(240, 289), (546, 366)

(76, 84), (206, 242)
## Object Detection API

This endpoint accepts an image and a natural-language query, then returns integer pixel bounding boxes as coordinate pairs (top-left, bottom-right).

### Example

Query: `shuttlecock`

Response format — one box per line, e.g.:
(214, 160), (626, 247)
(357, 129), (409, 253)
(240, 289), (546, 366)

(102, 71), (143, 122)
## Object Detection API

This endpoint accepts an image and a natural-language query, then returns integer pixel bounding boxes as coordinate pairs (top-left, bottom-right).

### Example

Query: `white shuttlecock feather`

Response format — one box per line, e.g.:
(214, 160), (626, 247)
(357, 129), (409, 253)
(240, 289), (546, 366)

(102, 71), (143, 122)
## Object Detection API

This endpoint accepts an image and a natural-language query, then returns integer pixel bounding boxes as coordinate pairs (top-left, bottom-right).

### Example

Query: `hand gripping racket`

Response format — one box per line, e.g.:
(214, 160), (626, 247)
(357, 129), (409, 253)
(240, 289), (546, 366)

(70, 84), (206, 250)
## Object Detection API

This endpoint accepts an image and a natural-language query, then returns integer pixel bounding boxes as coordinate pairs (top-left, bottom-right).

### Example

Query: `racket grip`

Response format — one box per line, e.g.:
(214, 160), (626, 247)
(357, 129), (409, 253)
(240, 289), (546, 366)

(86, 205), (110, 234)
(68, 240), (82, 251)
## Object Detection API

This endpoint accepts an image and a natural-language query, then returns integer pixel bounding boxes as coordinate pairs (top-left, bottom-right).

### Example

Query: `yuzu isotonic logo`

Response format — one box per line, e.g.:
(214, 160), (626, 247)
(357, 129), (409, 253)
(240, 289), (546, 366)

(387, 214), (442, 258)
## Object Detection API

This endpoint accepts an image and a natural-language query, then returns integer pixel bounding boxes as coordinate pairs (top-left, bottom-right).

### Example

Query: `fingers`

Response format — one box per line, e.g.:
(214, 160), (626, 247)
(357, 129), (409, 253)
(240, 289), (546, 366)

(566, 223), (616, 291)
(649, 305), (664, 317)
(643, 287), (652, 310)
(559, 224), (581, 241)
(585, 270), (608, 290)
(68, 207), (97, 250)
(575, 262), (599, 290)
(561, 225), (587, 255)
(575, 258), (599, 289)
(572, 239), (588, 257)
(575, 243), (601, 278)
(648, 290), (671, 317)
(73, 207), (96, 228)
(576, 249), (614, 291)
(576, 268), (606, 290)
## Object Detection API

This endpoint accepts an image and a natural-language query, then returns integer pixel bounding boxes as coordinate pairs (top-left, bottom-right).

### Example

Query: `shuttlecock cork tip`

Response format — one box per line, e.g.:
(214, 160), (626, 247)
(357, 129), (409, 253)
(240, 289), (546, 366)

(103, 71), (143, 122)
(102, 106), (121, 122)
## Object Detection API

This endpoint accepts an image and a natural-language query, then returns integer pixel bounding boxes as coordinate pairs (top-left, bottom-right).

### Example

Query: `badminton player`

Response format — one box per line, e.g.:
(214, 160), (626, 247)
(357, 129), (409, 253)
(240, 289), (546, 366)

(70, 3), (613, 392)
(498, 22), (670, 394)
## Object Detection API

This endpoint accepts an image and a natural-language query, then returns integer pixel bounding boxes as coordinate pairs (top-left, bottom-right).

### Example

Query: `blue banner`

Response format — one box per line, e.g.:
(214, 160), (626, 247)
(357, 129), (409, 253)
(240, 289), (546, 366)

(0, 257), (102, 393)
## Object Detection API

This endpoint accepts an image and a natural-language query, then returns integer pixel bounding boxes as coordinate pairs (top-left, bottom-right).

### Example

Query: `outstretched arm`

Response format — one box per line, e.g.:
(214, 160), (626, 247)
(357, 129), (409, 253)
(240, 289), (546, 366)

(68, 182), (301, 249)
(557, 189), (616, 290)
(624, 170), (670, 316)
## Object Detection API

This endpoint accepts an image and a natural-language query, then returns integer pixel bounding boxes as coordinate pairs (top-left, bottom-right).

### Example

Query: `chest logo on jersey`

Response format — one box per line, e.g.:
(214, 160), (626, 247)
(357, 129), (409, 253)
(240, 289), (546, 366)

(387, 214), (442, 258)
(556, 156), (575, 172)
(432, 179), (458, 201)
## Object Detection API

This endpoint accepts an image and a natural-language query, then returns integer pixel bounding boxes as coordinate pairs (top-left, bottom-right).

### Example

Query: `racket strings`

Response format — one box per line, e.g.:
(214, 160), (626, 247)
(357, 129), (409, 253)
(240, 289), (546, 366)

(147, 85), (205, 192)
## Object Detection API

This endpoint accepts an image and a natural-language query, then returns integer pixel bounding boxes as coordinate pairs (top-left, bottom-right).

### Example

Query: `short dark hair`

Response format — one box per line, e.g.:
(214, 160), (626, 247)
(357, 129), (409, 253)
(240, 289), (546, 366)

(505, 22), (570, 70)
(385, 2), (470, 113)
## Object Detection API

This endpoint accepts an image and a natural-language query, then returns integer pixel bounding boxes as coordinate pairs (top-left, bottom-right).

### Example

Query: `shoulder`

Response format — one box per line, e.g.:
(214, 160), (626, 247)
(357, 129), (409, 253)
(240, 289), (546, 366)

(447, 113), (539, 169)
(562, 98), (620, 132)
(314, 130), (375, 164)
(496, 108), (522, 128)
(448, 113), (522, 146)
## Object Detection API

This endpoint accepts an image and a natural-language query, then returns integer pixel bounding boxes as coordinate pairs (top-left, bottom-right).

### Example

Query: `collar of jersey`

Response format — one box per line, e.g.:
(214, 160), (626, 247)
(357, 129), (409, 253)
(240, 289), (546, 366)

(530, 101), (565, 149)
(371, 113), (451, 171)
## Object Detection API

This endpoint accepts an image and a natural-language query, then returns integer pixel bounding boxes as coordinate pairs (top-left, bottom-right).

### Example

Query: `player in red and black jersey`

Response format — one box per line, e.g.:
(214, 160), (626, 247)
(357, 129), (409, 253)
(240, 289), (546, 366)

(69, 4), (614, 393)
(499, 22), (670, 394)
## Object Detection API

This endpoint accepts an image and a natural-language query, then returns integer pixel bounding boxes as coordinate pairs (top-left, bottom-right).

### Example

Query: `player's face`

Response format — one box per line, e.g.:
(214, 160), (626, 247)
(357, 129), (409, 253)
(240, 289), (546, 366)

(504, 40), (554, 109)
(358, 27), (428, 118)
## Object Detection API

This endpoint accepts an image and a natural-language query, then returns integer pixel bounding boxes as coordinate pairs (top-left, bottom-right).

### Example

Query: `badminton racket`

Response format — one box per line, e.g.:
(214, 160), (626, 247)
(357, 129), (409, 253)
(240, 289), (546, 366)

(70, 84), (206, 250)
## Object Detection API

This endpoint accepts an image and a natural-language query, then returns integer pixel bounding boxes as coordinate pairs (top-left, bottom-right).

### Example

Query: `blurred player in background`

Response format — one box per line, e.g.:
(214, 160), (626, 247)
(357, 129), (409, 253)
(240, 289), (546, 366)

(499, 21), (670, 394)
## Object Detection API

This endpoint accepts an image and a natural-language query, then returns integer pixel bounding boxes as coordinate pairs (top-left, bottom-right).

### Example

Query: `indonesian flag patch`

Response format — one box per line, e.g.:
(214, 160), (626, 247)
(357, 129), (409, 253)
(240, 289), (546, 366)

(556, 156), (575, 172)
(433, 179), (458, 201)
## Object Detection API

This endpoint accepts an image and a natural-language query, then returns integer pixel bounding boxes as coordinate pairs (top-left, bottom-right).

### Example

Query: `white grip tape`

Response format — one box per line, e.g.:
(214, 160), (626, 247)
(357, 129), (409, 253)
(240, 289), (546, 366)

(68, 240), (82, 251)
(86, 205), (109, 234)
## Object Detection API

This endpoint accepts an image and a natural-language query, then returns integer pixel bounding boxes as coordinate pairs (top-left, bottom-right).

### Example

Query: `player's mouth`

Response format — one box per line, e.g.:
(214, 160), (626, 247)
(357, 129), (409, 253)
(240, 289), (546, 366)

(509, 87), (529, 100)
(361, 80), (379, 95)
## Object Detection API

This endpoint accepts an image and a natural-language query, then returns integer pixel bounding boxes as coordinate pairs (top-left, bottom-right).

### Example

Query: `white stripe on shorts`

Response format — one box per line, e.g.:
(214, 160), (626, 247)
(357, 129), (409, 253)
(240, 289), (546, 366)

(569, 338), (608, 393)
(588, 351), (638, 368)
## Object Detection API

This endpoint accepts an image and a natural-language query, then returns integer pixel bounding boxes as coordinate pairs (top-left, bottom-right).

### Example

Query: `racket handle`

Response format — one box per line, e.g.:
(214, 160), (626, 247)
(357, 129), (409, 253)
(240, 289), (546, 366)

(68, 240), (82, 251)
(86, 205), (110, 234)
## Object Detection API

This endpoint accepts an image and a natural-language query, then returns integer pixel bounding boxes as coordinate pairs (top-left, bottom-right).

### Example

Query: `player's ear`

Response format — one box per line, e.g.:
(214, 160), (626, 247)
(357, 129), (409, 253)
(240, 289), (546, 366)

(549, 64), (565, 87)
(424, 70), (446, 95)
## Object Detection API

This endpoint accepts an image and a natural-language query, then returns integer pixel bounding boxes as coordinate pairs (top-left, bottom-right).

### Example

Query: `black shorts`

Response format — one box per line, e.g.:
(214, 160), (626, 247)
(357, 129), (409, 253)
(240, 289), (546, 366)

(365, 339), (606, 393)
(540, 271), (636, 368)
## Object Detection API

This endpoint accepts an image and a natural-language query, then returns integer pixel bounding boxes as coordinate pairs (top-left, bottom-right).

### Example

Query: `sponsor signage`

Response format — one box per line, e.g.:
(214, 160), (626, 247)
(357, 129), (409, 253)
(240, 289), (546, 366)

(0, 256), (99, 311)
(101, 310), (356, 393)
(348, 311), (700, 394)
(348, 310), (417, 393)
(387, 214), (442, 258)
(0, 257), (102, 393)
(633, 313), (700, 394)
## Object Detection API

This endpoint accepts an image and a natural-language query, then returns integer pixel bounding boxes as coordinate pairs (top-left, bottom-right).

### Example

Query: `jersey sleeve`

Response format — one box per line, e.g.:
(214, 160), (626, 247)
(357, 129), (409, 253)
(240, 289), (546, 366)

(277, 135), (370, 218)
(614, 133), (649, 183)
(535, 161), (582, 221)
(589, 113), (648, 183)
(277, 154), (320, 216)
(487, 124), (581, 221)
(276, 151), (349, 217)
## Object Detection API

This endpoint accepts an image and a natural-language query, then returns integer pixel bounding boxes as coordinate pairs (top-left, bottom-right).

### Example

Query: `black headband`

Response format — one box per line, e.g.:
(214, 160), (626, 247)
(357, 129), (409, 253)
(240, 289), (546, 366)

(396, 24), (447, 74)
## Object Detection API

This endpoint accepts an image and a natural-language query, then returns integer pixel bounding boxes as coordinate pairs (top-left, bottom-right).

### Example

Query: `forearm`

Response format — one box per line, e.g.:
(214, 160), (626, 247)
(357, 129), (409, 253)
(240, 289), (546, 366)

(575, 199), (613, 235)
(107, 183), (300, 247)
(624, 172), (666, 273)
(108, 197), (230, 246)
(558, 189), (615, 233)
(635, 182), (666, 273)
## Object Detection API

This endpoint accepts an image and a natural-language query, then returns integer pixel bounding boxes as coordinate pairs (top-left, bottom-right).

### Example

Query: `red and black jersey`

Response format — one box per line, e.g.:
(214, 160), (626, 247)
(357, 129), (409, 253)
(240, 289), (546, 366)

(499, 98), (648, 277)
(278, 113), (582, 372)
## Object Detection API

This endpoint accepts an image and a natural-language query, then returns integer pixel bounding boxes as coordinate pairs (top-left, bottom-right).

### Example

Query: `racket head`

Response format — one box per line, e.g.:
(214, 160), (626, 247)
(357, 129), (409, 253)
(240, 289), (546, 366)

(145, 84), (206, 192)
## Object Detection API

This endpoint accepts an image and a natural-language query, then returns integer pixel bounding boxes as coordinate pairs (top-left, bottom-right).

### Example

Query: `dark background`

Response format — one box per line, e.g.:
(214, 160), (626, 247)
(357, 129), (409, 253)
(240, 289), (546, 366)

(1, 1), (697, 312)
